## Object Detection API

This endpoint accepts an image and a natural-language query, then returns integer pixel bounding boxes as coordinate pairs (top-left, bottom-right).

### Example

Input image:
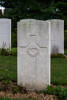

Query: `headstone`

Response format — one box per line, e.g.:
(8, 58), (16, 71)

(0, 18), (11, 49)
(17, 19), (50, 90)
(47, 19), (64, 54)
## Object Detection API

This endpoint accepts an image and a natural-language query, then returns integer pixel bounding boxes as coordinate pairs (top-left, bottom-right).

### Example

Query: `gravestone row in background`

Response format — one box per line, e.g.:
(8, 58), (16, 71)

(0, 18), (64, 55)
(47, 20), (64, 54)
(0, 18), (11, 49)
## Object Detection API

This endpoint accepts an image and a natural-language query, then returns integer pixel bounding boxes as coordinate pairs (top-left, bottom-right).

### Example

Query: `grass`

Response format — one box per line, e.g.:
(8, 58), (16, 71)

(0, 56), (17, 81)
(64, 49), (67, 55)
(51, 57), (67, 85)
(0, 50), (67, 85)
(0, 98), (37, 100)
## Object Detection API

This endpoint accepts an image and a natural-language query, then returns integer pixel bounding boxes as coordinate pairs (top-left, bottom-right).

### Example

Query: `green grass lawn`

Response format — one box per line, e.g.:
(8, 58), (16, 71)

(51, 58), (67, 85)
(0, 56), (17, 81)
(0, 53), (67, 85)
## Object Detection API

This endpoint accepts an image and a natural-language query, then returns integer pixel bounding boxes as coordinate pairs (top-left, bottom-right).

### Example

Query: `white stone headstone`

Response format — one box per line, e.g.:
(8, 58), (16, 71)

(47, 19), (64, 54)
(0, 18), (11, 49)
(17, 19), (50, 90)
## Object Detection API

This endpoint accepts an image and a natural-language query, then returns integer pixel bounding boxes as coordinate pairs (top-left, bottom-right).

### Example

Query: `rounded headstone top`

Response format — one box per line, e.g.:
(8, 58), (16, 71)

(0, 18), (11, 22)
(18, 19), (48, 24)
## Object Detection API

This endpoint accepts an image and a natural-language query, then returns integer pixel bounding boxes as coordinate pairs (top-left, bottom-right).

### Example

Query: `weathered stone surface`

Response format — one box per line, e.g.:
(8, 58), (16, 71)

(17, 19), (50, 90)
(0, 18), (11, 49)
(47, 19), (64, 54)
